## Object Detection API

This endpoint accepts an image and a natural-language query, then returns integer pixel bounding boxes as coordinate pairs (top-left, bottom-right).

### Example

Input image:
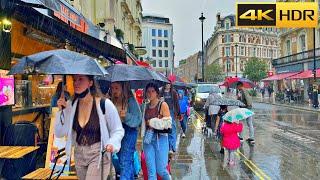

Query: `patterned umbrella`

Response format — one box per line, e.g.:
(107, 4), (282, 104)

(210, 97), (245, 107)
(222, 108), (254, 122)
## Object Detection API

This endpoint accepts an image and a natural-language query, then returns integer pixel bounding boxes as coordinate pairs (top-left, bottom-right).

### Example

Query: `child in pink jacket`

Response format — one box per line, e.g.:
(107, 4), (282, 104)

(220, 121), (243, 166)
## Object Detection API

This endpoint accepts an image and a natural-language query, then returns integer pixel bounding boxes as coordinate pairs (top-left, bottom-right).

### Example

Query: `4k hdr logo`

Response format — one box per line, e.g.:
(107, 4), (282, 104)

(236, 2), (318, 28)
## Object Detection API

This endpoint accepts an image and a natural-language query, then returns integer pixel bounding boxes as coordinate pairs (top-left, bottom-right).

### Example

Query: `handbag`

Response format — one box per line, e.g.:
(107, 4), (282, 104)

(153, 101), (172, 134)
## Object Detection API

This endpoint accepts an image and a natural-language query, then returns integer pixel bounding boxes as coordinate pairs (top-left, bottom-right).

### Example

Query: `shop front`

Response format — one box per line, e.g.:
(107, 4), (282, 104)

(0, 1), (126, 178)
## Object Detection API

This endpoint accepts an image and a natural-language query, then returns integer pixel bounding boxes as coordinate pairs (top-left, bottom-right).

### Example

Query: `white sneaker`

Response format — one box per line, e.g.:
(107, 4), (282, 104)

(181, 133), (186, 138)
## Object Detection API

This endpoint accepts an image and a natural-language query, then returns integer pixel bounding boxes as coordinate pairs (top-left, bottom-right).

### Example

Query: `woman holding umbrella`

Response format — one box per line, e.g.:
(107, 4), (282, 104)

(55, 75), (124, 180)
(110, 82), (142, 179)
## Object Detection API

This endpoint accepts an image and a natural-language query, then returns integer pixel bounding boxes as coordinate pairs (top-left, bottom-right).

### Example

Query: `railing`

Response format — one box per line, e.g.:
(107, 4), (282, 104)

(272, 48), (320, 66)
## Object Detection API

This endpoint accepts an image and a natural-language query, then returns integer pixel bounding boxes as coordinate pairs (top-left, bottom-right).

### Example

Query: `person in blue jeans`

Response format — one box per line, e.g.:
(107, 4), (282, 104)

(110, 82), (142, 180)
(178, 90), (189, 138)
(160, 83), (180, 156)
(143, 83), (171, 180)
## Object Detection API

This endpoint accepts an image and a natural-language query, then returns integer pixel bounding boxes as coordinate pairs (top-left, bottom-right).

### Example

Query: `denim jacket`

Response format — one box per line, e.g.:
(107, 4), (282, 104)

(123, 97), (142, 128)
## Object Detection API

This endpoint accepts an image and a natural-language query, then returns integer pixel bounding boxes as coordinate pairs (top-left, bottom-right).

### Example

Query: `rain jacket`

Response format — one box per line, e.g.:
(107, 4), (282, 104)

(238, 89), (252, 109)
(54, 98), (124, 167)
(123, 97), (142, 128)
(178, 91), (189, 114)
(221, 122), (243, 150)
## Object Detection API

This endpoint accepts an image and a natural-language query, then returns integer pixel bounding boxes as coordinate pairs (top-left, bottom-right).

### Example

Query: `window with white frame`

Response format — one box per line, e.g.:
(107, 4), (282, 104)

(152, 39), (156, 47)
(299, 34), (306, 52)
(286, 40), (291, 55)
(225, 47), (230, 56)
(225, 21), (230, 29)
(240, 46), (245, 55)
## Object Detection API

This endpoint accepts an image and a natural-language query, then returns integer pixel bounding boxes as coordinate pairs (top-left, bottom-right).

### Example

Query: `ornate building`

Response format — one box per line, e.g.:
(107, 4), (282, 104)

(205, 13), (280, 78)
(67, 0), (143, 47)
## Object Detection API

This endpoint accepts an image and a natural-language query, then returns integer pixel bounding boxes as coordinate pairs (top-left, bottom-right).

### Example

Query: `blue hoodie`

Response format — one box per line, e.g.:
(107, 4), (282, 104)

(178, 90), (188, 113)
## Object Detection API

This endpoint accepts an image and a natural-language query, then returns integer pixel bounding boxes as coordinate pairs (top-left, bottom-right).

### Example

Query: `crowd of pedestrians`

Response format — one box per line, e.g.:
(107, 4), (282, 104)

(51, 76), (193, 180)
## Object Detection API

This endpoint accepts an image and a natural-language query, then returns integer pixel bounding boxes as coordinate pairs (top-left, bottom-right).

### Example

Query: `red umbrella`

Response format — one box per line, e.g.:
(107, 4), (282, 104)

(224, 77), (255, 88)
(168, 74), (184, 83)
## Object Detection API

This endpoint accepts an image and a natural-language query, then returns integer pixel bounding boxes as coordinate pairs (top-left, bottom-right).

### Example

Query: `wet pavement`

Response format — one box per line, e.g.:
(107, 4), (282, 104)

(171, 103), (320, 180)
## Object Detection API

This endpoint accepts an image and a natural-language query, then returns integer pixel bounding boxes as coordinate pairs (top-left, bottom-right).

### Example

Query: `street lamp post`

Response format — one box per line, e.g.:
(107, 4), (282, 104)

(199, 13), (206, 82)
(235, 44), (238, 77)
(312, 26), (318, 108)
(226, 55), (229, 77)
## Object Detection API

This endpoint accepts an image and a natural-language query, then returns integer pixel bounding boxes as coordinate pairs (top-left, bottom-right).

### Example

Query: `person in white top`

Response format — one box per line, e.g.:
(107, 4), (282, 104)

(55, 75), (124, 180)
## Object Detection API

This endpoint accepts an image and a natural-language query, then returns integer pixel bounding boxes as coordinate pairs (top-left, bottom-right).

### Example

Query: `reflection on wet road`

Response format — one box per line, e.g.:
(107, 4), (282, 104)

(171, 103), (320, 180)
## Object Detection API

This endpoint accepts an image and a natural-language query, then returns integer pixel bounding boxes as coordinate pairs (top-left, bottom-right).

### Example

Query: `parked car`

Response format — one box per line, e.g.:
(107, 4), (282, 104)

(194, 83), (222, 110)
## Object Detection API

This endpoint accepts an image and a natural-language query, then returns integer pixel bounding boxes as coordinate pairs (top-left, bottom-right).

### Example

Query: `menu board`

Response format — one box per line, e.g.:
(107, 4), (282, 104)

(0, 70), (14, 106)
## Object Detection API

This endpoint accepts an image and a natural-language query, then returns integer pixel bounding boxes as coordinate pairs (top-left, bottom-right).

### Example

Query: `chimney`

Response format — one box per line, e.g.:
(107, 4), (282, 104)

(216, 13), (221, 21)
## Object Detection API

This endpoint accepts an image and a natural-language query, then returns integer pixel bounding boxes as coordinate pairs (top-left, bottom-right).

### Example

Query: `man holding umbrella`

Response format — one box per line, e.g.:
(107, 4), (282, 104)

(236, 82), (255, 145)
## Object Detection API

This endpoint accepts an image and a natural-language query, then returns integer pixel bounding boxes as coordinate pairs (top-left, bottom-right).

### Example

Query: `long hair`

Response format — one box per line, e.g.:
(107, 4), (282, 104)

(110, 82), (133, 110)
(72, 75), (104, 104)
(55, 82), (63, 98)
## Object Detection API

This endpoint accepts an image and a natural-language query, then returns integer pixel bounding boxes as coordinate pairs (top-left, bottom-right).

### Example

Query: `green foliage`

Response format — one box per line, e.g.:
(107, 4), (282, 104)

(248, 89), (257, 97)
(204, 63), (224, 82)
(243, 57), (268, 82)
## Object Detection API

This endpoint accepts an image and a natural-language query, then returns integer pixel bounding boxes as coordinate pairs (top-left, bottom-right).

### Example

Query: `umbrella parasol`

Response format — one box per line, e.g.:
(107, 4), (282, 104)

(210, 97), (245, 107)
(8, 49), (108, 76)
(222, 108), (254, 123)
(97, 64), (169, 89)
(224, 77), (255, 88)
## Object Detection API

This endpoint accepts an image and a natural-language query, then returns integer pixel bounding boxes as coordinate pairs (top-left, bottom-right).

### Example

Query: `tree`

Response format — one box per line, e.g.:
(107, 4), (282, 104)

(204, 63), (224, 82)
(243, 57), (268, 82)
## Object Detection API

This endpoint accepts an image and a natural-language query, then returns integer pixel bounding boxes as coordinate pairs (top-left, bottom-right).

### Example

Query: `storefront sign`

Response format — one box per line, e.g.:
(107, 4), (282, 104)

(29, 0), (99, 37)
(53, 2), (89, 34)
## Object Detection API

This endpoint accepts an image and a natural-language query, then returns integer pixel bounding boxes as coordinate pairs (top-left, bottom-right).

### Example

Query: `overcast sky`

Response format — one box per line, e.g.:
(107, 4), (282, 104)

(141, 0), (275, 67)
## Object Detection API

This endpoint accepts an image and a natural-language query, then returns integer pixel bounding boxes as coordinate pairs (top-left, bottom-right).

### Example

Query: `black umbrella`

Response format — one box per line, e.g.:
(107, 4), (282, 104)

(210, 97), (245, 106)
(97, 64), (169, 89)
(8, 49), (108, 76)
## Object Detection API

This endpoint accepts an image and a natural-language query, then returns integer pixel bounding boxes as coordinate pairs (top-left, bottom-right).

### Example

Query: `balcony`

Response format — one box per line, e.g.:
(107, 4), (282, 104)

(272, 48), (320, 66)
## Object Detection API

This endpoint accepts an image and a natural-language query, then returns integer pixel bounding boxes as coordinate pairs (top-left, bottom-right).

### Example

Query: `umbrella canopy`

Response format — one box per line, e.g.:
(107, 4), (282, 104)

(168, 74), (184, 83)
(222, 108), (254, 122)
(210, 97), (245, 107)
(223, 77), (255, 88)
(9, 49), (107, 76)
(98, 64), (169, 89)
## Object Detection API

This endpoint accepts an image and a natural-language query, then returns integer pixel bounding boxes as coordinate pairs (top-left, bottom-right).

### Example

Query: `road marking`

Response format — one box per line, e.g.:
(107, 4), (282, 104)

(194, 110), (272, 180)
(237, 150), (271, 180)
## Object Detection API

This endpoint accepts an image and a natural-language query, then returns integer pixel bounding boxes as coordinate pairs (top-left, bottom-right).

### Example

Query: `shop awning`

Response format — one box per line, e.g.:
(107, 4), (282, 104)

(5, 0), (126, 62)
(287, 69), (320, 79)
(262, 72), (300, 81)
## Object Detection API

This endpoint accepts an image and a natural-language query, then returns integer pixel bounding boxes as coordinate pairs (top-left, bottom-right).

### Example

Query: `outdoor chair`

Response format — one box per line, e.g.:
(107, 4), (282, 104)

(1, 121), (39, 180)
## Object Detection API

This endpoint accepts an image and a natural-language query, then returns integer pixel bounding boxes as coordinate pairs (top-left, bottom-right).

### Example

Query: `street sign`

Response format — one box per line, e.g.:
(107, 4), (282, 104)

(134, 48), (147, 56)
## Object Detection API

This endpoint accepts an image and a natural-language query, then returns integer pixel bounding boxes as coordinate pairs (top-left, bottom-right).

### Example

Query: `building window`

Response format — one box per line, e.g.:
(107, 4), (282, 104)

(165, 50), (168, 57)
(158, 50), (162, 57)
(286, 40), (291, 55)
(240, 60), (245, 71)
(158, 40), (162, 47)
(164, 40), (168, 47)
(224, 34), (231, 43)
(152, 49), (156, 57)
(152, 39), (156, 47)
(165, 60), (169, 67)
(299, 34), (306, 52)
(225, 47), (230, 56)
(253, 48), (256, 57)
(153, 60), (156, 67)
(158, 29), (162, 37)
(225, 21), (230, 29)
(164, 30), (168, 37)
(240, 46), (245, 56)
(226, 60), (231, 72)
(159, 60), (163, 67)
(152, 29), (156, 36)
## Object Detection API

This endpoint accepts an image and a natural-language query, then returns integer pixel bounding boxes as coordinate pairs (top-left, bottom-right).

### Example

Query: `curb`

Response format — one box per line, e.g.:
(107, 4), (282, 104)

(254, 100), (320, 113)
